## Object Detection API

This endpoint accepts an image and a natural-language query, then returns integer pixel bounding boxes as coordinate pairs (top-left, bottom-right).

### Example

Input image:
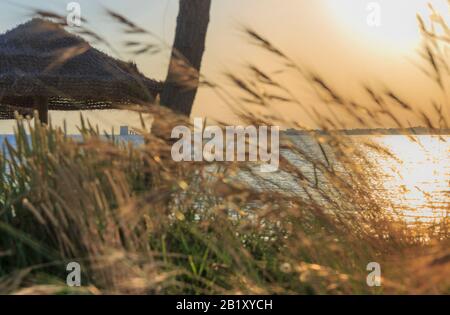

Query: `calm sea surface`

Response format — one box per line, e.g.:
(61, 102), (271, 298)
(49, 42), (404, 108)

(235, 134), (449, 223)
(287, 135), (448, 222)
(1, 134), (448, 223)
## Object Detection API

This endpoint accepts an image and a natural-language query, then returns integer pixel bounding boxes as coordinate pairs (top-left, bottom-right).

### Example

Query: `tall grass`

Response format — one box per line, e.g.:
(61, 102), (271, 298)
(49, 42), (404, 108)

(0, 110), (448, 294)
(0, 1), (449, 294)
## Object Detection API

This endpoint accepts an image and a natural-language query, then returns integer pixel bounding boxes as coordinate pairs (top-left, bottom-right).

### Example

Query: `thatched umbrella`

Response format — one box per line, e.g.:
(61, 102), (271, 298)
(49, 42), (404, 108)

(0, 18), (162, 124)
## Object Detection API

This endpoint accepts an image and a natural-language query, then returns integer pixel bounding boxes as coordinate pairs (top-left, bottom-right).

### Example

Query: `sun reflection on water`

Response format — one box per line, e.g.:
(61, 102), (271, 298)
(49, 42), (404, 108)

(370, 135), (449, 223)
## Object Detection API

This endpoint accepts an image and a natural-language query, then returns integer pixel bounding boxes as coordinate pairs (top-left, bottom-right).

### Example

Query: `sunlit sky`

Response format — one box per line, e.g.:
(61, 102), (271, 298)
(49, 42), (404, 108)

(0, 0), (449, 133)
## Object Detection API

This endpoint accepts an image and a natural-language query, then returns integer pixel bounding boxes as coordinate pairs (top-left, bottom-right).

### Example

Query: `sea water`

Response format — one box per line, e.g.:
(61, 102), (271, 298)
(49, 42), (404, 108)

(1, 133), (448, 223)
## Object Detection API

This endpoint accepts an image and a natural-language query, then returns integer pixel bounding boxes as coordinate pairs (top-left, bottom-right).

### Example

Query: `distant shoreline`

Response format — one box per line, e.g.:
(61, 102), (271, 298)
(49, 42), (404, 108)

(284, 127), (450, 136)
(1, 127), (450, 138)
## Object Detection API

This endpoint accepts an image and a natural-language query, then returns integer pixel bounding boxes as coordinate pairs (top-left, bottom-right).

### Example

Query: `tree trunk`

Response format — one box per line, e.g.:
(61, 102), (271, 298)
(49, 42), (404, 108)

(35, 96), (48, 124)
(160, 0), (211, 116)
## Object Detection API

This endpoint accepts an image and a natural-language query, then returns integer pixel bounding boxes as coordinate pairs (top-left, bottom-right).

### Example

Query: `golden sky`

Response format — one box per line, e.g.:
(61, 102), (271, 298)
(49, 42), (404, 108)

(0, 0), (449, 133)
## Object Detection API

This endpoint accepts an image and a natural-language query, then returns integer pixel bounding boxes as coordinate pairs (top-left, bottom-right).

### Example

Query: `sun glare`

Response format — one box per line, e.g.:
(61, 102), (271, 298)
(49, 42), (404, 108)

(325, 0), (449, 52)
(372, 135), (449, 223)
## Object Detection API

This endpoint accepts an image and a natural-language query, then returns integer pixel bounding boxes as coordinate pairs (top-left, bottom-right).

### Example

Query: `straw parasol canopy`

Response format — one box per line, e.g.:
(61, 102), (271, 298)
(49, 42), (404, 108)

(0, 18), (162, 123)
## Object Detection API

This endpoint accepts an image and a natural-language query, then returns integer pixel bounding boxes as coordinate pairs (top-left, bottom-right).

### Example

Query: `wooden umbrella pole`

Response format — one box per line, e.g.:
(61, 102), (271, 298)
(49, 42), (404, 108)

(35, 96), (48, 124)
